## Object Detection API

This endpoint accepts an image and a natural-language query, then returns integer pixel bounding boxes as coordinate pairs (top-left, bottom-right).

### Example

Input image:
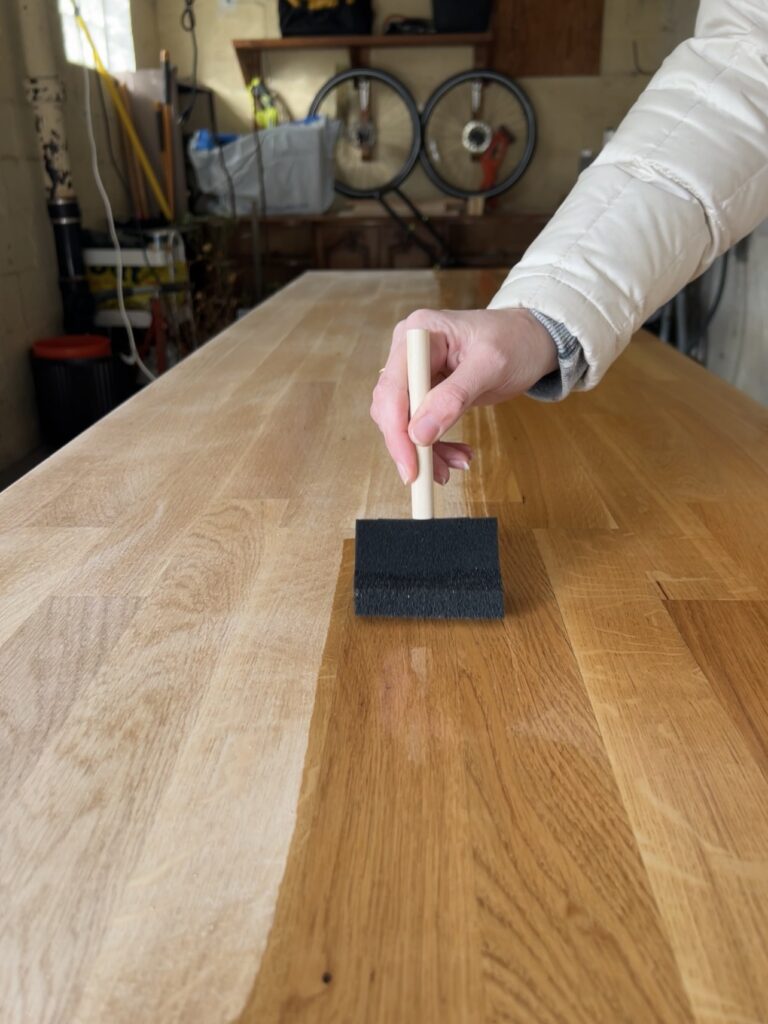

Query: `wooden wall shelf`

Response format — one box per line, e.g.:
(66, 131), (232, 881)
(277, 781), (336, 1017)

(234, 33), (493, 81)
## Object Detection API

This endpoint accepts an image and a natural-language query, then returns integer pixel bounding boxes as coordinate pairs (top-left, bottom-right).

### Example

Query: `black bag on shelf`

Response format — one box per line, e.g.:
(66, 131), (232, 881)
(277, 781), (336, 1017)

(432, 0), (492, 32)
(278, 0), (373, 36)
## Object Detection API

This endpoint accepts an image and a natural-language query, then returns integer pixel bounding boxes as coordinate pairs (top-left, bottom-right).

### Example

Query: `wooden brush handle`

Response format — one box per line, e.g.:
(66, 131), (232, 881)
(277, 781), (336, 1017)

(406, 328), (434, 520)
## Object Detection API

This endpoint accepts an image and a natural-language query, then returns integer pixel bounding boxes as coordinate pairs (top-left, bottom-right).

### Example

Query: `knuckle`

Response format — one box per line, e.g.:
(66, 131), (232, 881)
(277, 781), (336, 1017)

(438, 380), (469, 413)
(405, 308), (434, 329)
(370, 401), (387, 433)
(484, 345), (508, 377)
(373, 375), (394, 401)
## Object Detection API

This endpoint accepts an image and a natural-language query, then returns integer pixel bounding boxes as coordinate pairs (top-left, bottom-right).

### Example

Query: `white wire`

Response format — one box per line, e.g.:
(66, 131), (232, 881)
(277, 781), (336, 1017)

(82, 61), (156, 383)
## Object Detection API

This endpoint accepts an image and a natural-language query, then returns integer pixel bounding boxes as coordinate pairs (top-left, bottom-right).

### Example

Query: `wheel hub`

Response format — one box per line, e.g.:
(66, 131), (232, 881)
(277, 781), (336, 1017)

(461, 120), (493, 155)
(350, 121), (377, 149)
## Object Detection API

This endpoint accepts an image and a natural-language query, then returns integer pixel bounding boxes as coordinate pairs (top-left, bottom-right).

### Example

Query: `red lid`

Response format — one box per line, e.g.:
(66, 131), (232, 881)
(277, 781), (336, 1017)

(33, 335), (111, 361)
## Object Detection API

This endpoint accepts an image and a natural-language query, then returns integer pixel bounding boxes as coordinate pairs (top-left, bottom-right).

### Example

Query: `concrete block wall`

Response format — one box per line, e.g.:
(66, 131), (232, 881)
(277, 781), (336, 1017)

(0, 1), (61, 469)
(0, 0), (148, 472)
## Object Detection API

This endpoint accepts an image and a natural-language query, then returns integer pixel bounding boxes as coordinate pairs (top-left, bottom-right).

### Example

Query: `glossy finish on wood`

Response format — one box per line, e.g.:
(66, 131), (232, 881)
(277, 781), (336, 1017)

(2, 270), (767, 1023)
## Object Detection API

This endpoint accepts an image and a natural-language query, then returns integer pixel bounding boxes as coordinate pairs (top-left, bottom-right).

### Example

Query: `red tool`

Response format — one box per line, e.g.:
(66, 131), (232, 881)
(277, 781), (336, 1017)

(480, 126), (514, 203)
(138, 297), (168, 374)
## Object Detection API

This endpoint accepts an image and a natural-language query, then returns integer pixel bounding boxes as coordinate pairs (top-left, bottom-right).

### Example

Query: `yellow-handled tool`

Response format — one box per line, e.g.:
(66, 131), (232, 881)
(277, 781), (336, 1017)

(72, 2), (172, 221)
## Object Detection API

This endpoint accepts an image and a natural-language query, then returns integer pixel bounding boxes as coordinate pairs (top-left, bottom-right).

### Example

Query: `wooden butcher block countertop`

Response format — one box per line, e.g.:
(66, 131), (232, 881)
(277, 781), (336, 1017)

(2, 269), (768, 1024)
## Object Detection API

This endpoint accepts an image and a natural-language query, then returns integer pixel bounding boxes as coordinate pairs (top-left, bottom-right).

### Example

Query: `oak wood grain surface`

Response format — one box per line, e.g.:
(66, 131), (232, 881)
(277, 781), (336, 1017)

(1, 270), (767, 1024)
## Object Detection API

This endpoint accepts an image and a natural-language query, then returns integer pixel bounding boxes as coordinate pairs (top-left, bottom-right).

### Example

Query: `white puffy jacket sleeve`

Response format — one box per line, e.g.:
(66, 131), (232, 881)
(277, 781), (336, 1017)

(489, 0), (768, 391)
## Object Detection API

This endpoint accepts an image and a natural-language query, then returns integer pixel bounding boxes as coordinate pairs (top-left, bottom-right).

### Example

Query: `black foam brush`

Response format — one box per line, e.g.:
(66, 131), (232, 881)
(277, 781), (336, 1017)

(354, 328), (504, 620)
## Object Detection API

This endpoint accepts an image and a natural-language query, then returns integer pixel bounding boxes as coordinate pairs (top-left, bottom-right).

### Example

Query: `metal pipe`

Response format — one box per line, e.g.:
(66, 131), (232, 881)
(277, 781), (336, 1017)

(18, 0), (92, 331)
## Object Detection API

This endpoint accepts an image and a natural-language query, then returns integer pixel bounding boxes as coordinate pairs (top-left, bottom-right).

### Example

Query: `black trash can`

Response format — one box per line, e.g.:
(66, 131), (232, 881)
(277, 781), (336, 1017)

(31, 334), (119, 448)
(432, 0), (492, 32)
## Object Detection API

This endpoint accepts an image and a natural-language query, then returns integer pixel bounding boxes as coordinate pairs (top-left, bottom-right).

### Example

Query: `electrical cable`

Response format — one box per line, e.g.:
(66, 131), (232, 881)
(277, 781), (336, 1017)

(216, 139), (238, 218)
(83, 59), (156, 383)
(674, 288), (688, 355)
(658, 300), (673, 344)
(167, 227), (198, 349)
(95, 71), (131, 206)
(73, 1), (171, 219)
(128, 226), (196, 355)
(250, 127), (267, 301)
(178, 0), (198, 125)
(704, 251), (729, 329)
(177, 0), (236, 216)
(211, 71), (236, 217)
(727, 246), (750, 387)
(254, 127), (267, 220)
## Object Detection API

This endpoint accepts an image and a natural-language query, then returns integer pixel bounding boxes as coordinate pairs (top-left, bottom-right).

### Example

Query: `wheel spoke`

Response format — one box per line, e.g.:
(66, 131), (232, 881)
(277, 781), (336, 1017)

(309, 68), (422, 197)
(420, 71), (535, 198)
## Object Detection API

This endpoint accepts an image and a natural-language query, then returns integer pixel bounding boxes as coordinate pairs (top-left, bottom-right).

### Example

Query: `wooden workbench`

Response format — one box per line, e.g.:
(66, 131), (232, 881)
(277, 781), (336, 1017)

(2, 270), (767, 1023)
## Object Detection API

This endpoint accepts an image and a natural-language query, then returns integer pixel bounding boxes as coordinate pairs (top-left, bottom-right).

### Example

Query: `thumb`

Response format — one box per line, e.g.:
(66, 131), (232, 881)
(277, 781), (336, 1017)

(408, 357), (490, 446)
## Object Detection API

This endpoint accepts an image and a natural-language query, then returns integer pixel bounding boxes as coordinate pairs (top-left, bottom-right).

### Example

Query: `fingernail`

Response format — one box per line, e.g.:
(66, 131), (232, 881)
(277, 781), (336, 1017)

(410, 413), (440, 446)
(446, 457), (470, 471)
(437, 471), (449, 486)
(397, 463), (410, 485)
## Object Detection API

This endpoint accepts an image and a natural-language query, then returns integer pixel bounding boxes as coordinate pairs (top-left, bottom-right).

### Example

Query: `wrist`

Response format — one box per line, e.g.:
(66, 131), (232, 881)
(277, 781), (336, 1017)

(500, 307), (558, 381)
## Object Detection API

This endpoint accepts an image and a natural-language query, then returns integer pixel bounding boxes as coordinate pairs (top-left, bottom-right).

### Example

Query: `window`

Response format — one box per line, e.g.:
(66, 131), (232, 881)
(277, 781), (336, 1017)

(58, 0), (136, 73)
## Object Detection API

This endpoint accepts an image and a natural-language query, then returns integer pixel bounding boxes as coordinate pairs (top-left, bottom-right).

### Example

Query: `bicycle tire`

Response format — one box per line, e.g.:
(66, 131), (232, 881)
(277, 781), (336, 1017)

(419, 69), (536, 200)
(309, 67), (422, 199)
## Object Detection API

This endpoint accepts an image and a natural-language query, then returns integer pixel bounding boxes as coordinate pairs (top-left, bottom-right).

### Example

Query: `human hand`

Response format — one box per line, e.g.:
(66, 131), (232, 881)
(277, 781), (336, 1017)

(370, 307), (558, 485)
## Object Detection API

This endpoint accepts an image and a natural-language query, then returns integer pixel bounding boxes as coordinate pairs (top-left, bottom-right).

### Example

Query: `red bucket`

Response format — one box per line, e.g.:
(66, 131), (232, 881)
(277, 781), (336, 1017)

(30, 334), (117, 447)
(32, 334), (111, 361)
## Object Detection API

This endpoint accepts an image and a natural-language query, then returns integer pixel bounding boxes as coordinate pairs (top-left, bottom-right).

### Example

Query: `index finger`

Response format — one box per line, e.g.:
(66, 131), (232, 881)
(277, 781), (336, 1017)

(371, 313), (451, 483)
(371, 320), (414, 483)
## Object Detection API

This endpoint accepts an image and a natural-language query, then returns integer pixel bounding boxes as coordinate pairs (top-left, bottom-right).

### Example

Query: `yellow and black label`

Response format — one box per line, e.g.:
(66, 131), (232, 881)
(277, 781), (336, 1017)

(86, 262), (188, 311)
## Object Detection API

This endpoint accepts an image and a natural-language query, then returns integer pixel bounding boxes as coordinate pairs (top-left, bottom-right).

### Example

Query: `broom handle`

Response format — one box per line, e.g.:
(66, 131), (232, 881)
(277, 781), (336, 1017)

(407, 328), (434, 520)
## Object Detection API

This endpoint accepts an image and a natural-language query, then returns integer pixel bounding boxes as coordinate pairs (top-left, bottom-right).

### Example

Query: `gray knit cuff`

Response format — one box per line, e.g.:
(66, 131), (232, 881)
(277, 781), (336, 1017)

(527, 308), (588, 401)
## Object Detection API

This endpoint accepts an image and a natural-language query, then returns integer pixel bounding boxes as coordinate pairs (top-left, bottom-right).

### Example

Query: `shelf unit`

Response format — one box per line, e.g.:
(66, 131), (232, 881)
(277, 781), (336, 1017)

(233, 33), (493, 82)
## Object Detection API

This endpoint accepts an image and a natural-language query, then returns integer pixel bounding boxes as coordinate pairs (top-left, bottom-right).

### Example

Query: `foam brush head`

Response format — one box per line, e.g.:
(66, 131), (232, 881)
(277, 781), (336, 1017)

(354, 517), (504, 620)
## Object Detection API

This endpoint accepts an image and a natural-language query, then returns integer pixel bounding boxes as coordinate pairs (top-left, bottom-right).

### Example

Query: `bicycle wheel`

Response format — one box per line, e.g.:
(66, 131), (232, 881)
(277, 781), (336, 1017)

(419, 69), (536, 200)
(309, 68), (421, 199)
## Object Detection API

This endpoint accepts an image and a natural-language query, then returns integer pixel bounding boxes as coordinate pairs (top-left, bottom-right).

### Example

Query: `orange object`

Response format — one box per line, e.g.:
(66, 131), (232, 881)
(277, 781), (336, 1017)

(138, 297), (168, 374)
(480, 126), (514, 193)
